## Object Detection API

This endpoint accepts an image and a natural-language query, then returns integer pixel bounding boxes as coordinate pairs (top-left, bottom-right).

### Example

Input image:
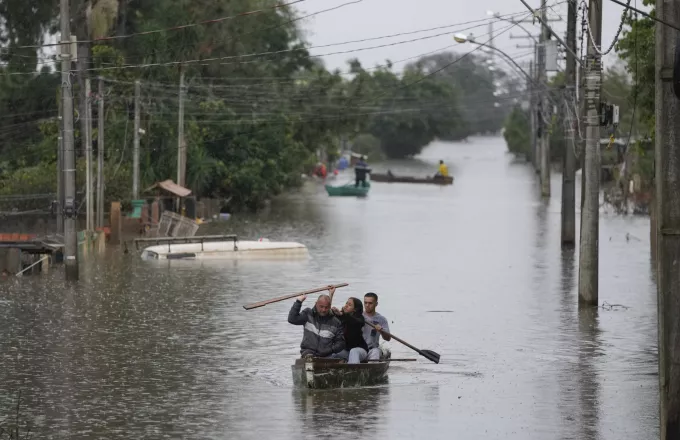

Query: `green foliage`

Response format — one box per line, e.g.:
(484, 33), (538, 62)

(0, 1), (507, 210)
(615, 0), (655, 135)
(502, 106), (531, 157)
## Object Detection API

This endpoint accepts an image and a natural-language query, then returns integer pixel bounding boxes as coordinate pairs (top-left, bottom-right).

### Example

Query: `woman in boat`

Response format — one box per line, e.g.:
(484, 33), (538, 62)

(332, 298), (369, 364)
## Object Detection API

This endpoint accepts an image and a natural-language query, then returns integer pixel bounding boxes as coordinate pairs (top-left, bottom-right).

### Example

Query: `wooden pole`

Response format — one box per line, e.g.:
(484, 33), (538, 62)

(655, 0), (680, 436)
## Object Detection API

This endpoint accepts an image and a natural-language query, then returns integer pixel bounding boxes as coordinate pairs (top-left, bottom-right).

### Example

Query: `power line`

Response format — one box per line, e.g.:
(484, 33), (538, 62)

(606, 0), (680, 32)
(0, 0), (309, 51)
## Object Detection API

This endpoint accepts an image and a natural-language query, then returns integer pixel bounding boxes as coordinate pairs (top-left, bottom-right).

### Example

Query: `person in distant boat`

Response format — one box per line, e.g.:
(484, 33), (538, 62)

(331, 297), (369, 364)
(362, 292), (391, 361)
(313, 162), (327, 179)
(288, 293), (346, 358)
(435, 160), (449, 178)
(354, 156), (371, 187)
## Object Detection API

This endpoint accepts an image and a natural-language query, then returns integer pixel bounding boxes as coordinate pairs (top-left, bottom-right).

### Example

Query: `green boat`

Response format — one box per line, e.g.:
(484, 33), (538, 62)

(325, 181), (370, 197)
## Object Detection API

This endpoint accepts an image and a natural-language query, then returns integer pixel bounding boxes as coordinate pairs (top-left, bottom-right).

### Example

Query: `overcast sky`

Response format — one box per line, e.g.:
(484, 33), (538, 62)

(294, 0), (647, 76)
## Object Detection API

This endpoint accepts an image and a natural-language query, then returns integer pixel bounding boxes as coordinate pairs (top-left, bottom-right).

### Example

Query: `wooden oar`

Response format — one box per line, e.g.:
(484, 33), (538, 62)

(362, 320), (440, 364)
(242, 283), (348, 310)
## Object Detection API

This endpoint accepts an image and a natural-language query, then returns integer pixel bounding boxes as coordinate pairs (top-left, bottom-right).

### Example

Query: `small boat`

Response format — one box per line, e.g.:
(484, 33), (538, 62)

(291, 357), (390, 389)
(371, 172), (454, 185)
(139, 236), (308, 260)
(324, 181), (370, 197)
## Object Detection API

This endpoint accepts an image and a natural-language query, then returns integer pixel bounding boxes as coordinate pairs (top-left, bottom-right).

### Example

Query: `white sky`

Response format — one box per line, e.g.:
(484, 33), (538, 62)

(294, 0), (649, 76)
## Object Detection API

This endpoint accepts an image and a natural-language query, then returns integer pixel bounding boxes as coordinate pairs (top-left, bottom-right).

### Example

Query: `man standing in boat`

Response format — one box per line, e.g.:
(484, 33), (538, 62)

(362, 292), (391, 361)
(288, 293), (346, 358)
(354, 155), (371, 187)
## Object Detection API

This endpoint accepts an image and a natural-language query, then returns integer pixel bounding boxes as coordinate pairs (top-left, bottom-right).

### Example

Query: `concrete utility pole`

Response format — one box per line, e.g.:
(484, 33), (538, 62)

(561, 0), (578, 246)
(530, 60), (538, 167)
(85, 77), (93, 231)
(96, 77), (105, 228)
(655, 0), (680, 436)
(177, 68), (186, 189)
(57, 89), (64, 234)
(133, 80), (140, 200)
(539, 0), (551, 197)
(60, 0), (78, 280)
(578, 0), (602, 306)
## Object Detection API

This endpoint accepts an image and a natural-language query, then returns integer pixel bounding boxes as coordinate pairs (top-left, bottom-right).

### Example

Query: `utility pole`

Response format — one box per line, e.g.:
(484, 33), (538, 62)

(85, 77), (93, 231)
(561, 0), (577, 247)
(578, 0), (602, 306)
(57, 89), (64, 234)
(133, 80), (140, 200)
(530, 60), (537, 167)
(517, 42), (539, 169)
(655, 0), (680, 436)
(96, 77), (105, 228)
(177, 68), (186, 189)
(539, 0), (551, 197)
(60, 0), (78, 280)
(487, 19), (494, 63)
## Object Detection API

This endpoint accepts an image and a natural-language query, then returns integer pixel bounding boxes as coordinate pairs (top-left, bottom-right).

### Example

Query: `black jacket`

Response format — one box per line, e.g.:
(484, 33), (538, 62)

(337, 312), (368, 352)
(288, 300), (345, 357)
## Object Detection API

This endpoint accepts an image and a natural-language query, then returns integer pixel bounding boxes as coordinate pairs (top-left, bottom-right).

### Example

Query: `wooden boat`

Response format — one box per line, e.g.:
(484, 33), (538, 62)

(370, 172), (454, 185)
(291, 357), (390, 389)
(324, 181), (371, 197)
(138, 235), (308, 260)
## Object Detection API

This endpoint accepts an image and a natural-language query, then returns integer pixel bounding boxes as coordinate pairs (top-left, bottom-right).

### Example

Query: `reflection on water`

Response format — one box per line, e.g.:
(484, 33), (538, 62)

(0, 136), (659, 439)
(577, 307), (603, 440)
(294, 386), (389, 439)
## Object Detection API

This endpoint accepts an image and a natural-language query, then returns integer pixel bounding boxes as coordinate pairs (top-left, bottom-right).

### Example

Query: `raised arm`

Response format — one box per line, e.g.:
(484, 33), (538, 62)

(288, 295), (309, 325)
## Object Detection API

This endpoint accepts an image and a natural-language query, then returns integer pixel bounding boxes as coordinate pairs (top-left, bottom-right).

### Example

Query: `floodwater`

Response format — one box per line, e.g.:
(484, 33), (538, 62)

(0, 136), (658, 439)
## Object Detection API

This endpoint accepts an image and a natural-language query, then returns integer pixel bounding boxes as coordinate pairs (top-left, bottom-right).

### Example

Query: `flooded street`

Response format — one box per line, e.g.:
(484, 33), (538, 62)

(0, 136), (658, 439)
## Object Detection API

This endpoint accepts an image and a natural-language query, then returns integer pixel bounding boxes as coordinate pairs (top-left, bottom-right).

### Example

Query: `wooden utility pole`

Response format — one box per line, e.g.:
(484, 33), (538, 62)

(85, 77), (93, 231)
(539, 0), (551, 197)
(133, 80), (141, 200)
(96, 77), (105, 228)
(655, 0), (680, 436)
(561, 0), (578, 246)
(578, 0), (602, 306)
(60, 0), (78, 280)
(177, 68), (186, 189)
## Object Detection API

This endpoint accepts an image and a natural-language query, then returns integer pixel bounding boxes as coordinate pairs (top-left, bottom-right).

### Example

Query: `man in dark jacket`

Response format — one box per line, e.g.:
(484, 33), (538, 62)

(288, 294), (345, 358)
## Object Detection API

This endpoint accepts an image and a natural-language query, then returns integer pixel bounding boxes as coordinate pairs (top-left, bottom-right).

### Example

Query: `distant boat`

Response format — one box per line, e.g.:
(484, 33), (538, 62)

(325, 181), (370, 197)
(371, 172), (454, 185)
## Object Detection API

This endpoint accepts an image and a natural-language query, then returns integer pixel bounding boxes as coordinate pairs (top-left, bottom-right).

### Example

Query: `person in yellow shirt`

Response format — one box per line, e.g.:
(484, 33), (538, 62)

(436, 160), (449, 177)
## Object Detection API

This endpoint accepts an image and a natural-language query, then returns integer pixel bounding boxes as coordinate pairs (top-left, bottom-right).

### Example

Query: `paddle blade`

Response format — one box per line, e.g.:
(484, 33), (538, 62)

(420, 349), (440, 364)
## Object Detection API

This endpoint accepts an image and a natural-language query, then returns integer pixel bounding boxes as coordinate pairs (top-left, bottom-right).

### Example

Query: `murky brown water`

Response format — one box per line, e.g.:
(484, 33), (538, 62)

(0, 137), (658, 439)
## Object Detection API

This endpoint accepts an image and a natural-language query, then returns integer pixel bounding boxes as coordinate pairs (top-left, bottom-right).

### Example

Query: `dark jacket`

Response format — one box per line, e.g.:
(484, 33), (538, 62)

(354, 161), (371, 180)
(337, 312), (368, 352)
(288, 300), (345, 357)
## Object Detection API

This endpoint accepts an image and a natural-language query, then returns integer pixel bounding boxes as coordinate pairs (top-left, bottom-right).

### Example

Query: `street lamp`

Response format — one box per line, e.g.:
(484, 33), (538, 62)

(453, 33), (535, 86)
